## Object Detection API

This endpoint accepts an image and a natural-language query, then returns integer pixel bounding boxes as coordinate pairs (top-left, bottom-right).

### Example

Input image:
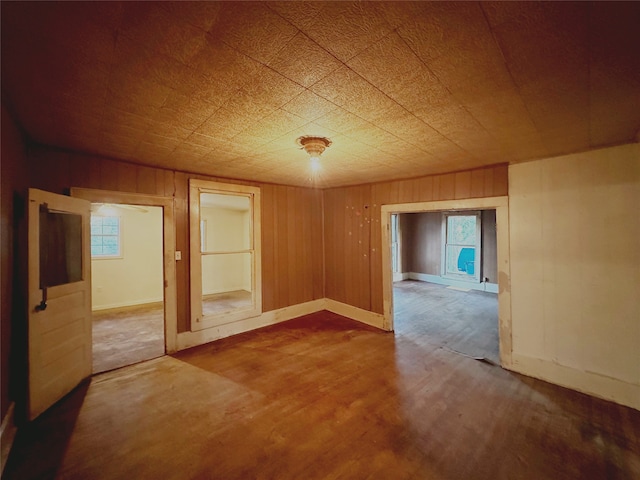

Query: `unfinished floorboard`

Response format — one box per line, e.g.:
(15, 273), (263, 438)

(393, 280), (499, 364)
(3, 311), (639, 479)
(92, 303), (165, 374)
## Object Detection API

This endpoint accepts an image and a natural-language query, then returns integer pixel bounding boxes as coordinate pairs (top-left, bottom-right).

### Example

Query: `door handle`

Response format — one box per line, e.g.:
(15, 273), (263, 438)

(35, 287), (47, 312)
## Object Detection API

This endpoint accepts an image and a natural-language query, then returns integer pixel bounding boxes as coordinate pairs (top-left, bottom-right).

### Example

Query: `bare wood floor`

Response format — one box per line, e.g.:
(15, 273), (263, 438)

(393, 280), (499, 364)
(202, 290), (252, 316)
(4, 312), (639, 479)
(92, 303), (165, 374)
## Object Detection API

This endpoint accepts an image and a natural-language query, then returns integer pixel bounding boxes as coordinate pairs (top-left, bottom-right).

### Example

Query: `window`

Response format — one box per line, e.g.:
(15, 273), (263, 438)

(91, 215), (121, 258)
(442, 212), (481, 282)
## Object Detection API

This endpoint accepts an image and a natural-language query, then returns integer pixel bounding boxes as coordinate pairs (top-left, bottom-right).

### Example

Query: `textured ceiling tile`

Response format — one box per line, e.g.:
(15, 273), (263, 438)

(240, 109), (308, 142)
(221, 69), (305, 122)
(347, 32), (424, 93)
(188, 35), (263, 99)
(310, 66), (398, 124)
(313, 108), (372, 137)
(268, 32), (343, 88)
(160, 2), (223, 32)
(266, 2), (325, 31)
(208, 2), (299, 65)
(301, 2), (395, 62)
(195, 109), (251, 141)
(281, 90), (338, 122)
(3, 1), (639, 187)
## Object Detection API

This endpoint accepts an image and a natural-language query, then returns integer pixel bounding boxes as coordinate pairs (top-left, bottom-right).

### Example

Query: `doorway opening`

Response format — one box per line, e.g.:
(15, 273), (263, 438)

(391, 210), (499, 364)
(90, 203), (164, 373)
(381, 197), (512, 368)
(70, 188), (178, 373)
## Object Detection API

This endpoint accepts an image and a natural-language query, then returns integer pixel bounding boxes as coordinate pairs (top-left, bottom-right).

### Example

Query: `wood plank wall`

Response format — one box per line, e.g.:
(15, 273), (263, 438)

(26, 146), (324, 332)
(324, 165), (508, 314)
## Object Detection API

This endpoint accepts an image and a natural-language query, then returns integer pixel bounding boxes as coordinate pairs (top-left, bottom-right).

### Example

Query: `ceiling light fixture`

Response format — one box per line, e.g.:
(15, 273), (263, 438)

(296, 136), (332, 169)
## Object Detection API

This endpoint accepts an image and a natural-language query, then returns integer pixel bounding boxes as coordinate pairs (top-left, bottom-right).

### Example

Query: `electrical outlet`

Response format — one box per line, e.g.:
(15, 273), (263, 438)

(175, 251), (182, 261)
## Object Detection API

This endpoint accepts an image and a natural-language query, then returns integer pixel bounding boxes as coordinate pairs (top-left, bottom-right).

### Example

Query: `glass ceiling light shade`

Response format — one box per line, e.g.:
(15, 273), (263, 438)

(296, 136), (332, 162)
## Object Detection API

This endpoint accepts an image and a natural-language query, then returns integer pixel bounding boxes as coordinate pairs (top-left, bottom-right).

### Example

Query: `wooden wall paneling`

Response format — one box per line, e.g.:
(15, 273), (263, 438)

(323, 187), (344, 304)
(412, 175), (434, 203)
(161, 169), (175, 197)
(369, 183), (386, 314)
(135, 165), (159, 195)
(311, 189), (325, 300)
(286, 186), (300, 306)
(99, 158), (119, 191)
(299, 188), (313, 303)
(274, 185), (290, 310)
(174, 172), (189, 332)
(116, 162), (137, 193)
(69, 154), (91, 189)
(454, 171), (472, 199)
(436, 173), (456, 200)
(492, 165), (509, 196)
(470, 168), (486, 198)
(260, 184), (276, 312)
(29, 148), (68, 194)
(344, 185), (371, 311)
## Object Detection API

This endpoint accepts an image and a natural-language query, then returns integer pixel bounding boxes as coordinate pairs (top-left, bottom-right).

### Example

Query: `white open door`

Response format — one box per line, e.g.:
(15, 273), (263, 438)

(27, 188), (92, 420)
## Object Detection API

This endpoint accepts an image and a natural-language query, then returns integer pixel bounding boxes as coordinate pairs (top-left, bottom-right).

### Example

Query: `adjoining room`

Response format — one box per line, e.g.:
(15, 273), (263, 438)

(90, 204), (165, 373)
(391, 210), (499, 364)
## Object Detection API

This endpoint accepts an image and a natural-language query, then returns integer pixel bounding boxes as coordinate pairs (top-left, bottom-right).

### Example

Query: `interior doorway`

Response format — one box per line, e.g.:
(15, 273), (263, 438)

(90, 203), (164, 373)
(391, 209), (499, 364)
(70, 188), (178, 372)
(381, 197), (512, 368)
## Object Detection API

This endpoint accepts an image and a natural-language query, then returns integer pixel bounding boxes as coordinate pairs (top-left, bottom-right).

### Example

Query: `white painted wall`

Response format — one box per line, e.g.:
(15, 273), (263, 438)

(91, 206), (164, 310)
(201, 207), (251, 295)
(509, 143), (640, 409)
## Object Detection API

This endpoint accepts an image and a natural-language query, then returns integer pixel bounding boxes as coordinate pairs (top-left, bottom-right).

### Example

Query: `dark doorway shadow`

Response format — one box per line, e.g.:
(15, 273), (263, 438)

(2, 380), (90, 480)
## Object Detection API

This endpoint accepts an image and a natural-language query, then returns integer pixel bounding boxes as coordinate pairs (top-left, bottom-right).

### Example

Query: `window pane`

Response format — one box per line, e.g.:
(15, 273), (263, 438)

(447, 215), (476, 245)
(103, 245), (119, 255)
(445, 246), (476, 276)
(91, 214), (120, 257)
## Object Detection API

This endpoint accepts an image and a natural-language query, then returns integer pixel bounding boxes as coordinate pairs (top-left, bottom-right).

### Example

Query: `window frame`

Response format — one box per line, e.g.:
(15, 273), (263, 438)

(189, 179), (262, 331)
(441, 211), (481, 282)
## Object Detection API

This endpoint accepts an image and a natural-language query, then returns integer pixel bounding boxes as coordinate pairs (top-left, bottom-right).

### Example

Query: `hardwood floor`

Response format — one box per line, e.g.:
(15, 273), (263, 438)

(4, 311), (639, 479)
(393, 280), (499, 364)
(92, 303), (165, 374)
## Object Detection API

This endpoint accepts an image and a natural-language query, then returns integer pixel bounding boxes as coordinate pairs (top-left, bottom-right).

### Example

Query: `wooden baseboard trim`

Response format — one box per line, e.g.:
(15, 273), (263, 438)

(325, 299), (386, 330)
(176, 299), (326, 350)
(509, 354), (640, 411)
(177, 298), (389, 351)
(1, 402), (17, 474)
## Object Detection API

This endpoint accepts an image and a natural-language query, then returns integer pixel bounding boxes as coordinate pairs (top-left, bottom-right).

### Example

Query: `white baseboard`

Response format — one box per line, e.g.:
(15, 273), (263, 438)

(92, 297), (164, 311)
(176, 299), (326, 350)
(392, 272), (409, 282)
(1, 402), (16, 474)
(325, 299), (386, 330)
(509, 353), (640, 411)
(408, 272), (498, 293)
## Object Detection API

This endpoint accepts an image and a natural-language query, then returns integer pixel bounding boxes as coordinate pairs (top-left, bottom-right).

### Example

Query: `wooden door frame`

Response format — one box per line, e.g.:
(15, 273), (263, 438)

(381, 196), (512, 368)
(70, 188), (177, 353)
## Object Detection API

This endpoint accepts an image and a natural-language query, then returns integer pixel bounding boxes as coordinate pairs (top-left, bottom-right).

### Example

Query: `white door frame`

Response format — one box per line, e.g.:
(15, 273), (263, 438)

(70, 188), (178, 353)
(381, 196), (512, 368)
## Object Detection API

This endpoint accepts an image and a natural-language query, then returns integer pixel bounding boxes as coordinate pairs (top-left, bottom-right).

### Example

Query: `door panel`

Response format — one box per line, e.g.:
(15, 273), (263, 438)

(28, 188), (92, 420)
